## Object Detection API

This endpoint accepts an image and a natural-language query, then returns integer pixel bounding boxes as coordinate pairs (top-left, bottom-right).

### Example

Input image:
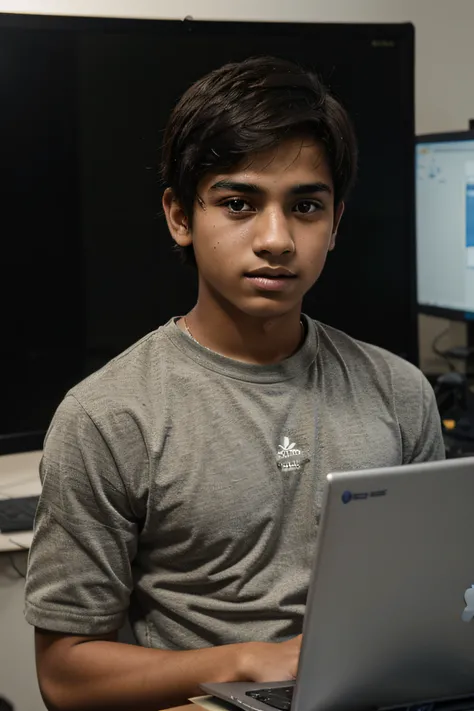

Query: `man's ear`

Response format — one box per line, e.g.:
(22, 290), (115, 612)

(162, 188), (192, 247)
(329, 201), (345, 251)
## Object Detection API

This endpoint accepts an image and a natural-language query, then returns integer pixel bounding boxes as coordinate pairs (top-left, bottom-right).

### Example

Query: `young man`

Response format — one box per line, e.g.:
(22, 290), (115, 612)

(25, 56), (444, 711)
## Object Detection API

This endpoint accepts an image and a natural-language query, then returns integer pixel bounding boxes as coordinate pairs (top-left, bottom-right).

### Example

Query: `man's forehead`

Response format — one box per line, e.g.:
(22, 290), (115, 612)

(237, 138), (326, 173)
(203, 140), (332, 191)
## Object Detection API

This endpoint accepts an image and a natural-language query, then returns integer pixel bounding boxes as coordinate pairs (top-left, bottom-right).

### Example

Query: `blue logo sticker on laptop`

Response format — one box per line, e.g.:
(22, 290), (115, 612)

(341, 489), (387, 504)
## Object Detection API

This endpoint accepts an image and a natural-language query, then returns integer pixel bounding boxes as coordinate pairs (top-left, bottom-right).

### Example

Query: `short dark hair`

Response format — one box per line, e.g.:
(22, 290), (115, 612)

(161, 55), (358, 266)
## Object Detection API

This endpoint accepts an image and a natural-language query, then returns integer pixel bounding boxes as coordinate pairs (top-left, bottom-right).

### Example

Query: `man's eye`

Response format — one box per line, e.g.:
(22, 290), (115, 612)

(294, 200), (322, 214)
(223, 198), (253, 213)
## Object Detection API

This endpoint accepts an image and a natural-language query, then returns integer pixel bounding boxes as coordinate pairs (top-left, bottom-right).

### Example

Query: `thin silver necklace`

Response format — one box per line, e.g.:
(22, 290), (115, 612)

(182, 317), (218, 354)
(182, 317), (305, 354)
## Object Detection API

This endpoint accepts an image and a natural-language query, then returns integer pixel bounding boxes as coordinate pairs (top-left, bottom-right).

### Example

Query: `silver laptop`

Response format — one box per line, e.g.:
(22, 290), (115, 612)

(202, 457), (474, 711)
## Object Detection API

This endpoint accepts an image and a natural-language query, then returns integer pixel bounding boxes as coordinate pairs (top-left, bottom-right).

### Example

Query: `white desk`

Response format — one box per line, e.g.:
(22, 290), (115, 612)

(0, 450), (42, 552)
(0, 450), (45, 710)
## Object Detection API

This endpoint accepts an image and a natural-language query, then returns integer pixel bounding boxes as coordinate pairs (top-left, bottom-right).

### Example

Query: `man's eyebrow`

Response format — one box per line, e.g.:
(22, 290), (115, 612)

(291, 182), (332, 195)
(210, 180), (262, 194)
(209, 180), (332, 195)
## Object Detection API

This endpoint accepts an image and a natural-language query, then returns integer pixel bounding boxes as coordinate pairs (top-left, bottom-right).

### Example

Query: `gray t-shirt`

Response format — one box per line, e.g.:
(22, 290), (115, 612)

(25, 315), (444, 649)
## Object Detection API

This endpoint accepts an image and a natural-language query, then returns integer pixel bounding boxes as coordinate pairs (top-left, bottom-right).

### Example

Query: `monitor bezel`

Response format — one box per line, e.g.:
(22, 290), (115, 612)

(0, 12), (417, 453)
(416, 130), (474, 322)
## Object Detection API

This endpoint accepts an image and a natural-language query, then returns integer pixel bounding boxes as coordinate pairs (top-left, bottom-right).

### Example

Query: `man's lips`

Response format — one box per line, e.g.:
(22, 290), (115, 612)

(244, 273), (297, 291)
(245, 267), (297, 278)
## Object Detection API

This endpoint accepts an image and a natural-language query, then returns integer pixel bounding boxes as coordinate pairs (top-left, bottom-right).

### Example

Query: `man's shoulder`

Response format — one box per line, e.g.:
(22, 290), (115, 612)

(42, 325), (178, 470)
(315, 319), (424, 392)
(314, 320), (444, 463)
(64, 324), (175, 425)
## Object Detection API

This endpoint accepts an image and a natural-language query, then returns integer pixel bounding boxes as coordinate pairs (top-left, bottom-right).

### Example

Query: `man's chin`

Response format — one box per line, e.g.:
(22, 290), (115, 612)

(235, 297), (303, 321)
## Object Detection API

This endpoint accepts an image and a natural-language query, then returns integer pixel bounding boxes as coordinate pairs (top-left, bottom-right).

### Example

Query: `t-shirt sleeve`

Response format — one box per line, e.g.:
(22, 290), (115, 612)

(25, 394), (139, 635)
(396, 367), (445, 464)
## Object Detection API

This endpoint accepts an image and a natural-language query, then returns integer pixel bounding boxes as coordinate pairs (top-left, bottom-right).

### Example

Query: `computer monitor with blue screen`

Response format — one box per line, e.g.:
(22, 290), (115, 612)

(416, 131), (474, 320)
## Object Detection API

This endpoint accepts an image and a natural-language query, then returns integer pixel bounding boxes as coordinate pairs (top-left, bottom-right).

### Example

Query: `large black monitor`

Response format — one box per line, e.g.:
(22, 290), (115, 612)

(0, 13), (416, 454)
(416, 131), (474, 321)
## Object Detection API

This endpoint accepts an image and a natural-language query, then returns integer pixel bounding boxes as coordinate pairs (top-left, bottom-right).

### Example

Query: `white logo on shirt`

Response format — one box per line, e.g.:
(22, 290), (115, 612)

(277, 436), (302, 471)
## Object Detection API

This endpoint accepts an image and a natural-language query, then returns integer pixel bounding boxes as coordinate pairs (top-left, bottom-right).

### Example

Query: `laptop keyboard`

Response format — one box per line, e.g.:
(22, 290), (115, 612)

(246, 686), (294, 711)
(245, 690), (474, 711)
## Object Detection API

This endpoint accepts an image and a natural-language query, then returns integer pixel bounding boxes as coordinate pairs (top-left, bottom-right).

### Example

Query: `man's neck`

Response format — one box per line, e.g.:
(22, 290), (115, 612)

(178, 301), (305, 365)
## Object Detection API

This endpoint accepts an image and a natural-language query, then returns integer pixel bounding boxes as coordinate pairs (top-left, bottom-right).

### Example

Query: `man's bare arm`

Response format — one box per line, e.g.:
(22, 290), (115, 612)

(36, 628), (301, 711)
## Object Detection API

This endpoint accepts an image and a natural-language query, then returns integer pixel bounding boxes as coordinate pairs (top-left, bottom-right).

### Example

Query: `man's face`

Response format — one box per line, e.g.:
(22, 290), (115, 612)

(166, 137), (343, 321)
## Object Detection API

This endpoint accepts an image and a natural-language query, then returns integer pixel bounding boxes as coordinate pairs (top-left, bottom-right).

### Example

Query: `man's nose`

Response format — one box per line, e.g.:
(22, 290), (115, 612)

(252, 207), (295, 256)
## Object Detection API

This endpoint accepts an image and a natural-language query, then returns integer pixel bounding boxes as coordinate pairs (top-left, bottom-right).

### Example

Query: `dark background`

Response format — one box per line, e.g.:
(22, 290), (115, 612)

(0, 14), (416, 453)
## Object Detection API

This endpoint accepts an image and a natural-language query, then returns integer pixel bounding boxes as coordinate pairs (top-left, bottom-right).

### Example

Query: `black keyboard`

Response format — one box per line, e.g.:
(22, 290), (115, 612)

(0, 495), (39, 533)
(246, 690), (474, 711)
(246, 686), (294, 711)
